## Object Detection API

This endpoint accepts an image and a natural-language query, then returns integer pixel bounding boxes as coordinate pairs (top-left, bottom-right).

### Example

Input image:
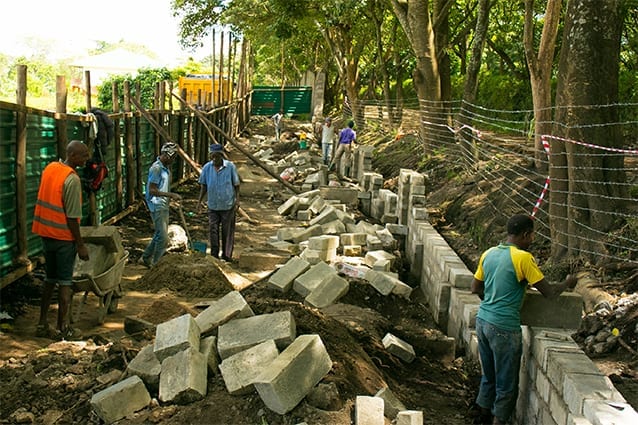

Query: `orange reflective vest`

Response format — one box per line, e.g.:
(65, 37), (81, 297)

(32, 162), (80, 241)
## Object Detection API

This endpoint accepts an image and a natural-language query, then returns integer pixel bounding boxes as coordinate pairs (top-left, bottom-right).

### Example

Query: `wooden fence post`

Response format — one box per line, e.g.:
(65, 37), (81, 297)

(112, 82), (123, 211)
(123, 81), (136, 205)
(15, 65), (28, 264)
(55, 76), (68, 157)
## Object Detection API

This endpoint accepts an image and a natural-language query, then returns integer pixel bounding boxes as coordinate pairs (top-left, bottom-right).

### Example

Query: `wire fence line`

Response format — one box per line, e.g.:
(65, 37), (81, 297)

(359, 98), (638, 265)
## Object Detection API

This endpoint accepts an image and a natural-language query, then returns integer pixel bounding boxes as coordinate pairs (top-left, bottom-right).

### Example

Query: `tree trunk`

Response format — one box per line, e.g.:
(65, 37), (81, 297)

(524, 0), (562, 171)
(390, 0), (442, 149)
(462, 0), (492, 104)
(551, 0), (625, 263)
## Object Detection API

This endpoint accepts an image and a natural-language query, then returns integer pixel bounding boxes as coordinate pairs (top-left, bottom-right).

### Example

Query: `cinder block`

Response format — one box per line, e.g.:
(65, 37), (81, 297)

(364, 269), (397, 296)
(583, 400), (638, 425)
(154, 314), (201, 362)
(355, 396), (385, 425)
(374, 386), (406, 419)
(238, 250), (291, 270)
(382, 333), (416, 363)
(159, 347), (207, 404)
(254, 335), (333, 415)
(195, 291), (254, 335)
(340, 233), (368, 246)
(304, 274), (349, 308)
(217, 311), (296, 360)
(563, 374), (626, 415)
(396, 410), (424, 425)
(199, 336), (219, 375)
(126, 344), (161, 388)
(343, 245), (362, 256)
(90, 375), (151, 424)
(267, 257), (311, 292)
(308, 235), (340, 251)
(219, 340), (279, 395)
(293, 261), (337, 297)
(546, 351), (604, 393)
(521, 291), (583, 329)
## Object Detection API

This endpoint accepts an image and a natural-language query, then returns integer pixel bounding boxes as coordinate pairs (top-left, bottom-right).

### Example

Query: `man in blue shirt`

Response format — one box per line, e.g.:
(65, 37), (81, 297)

(140, 142), (181, 267)
(471, 214), (577, 424)
(329, 120), (356, 177)
(198, 144), (241, 261)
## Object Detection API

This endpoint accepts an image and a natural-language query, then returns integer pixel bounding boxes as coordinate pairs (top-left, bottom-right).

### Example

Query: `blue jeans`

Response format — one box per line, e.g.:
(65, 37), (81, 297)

(142, 208), (169, 265)
(475, 317), (522, 423)
(322, 143), (333, 165)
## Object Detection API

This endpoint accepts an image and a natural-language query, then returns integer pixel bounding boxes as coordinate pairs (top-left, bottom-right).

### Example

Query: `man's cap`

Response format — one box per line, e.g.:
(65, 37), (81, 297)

(209, 143), (227, 157)
(161, 142), (178, 158)
(325, 117), (332, 122)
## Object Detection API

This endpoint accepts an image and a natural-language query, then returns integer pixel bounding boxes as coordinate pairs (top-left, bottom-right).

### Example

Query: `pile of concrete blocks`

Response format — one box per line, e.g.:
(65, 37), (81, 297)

(90, 290), (334, 422)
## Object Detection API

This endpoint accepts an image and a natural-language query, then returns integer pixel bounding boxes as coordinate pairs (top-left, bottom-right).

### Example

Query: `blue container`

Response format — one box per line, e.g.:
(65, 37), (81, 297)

(193, 241), (207, 253)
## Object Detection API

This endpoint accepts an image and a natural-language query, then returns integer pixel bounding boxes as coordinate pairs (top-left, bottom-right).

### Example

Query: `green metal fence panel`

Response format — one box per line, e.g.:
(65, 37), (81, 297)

(0, 109), (17, 274)
(251, 86), (312, 116)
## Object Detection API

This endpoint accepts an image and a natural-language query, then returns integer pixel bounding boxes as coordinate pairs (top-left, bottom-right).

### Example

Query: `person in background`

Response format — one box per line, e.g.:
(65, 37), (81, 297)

(33, 140), (90, 340)
(320, 117), (335, 165)
(329, 119), (356, 176)
(139, 142), (181, 268)
(198, 144), (241, 262)
(271, 109), (284, 141)
(470, 214), (577, 425)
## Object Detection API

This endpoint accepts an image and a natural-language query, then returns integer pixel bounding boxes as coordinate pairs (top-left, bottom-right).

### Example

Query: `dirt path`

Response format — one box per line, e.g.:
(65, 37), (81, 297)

(0, 125), (480, 424)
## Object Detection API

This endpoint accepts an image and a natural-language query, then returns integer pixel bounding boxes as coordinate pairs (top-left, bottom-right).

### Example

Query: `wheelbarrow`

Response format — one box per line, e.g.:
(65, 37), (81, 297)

(72, 250), (129, 324)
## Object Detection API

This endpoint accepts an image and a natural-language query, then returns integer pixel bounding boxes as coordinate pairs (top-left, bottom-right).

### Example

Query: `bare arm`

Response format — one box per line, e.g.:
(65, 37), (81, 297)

(149, 182), (181, 201)
(533, 275), (578, 299)
(67, 218), (88, 260)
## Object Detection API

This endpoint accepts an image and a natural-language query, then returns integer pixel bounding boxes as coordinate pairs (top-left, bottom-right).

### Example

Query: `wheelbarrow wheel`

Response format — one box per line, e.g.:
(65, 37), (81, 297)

(102, 293), (119, 314)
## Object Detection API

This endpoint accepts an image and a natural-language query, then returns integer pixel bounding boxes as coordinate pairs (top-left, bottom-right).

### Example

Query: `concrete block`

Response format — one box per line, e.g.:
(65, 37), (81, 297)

(321, 219), (347, 235)
(267, 240), (301, 256)
(217, 311), (296, 360)
(392, 280), (413, 300)
(267, 256), (311, 292)
(364, 250), (396, 268)
(276, 226), (305, 241)
(199, 336), (219, 375)
(308, 235), (340, 251)
(355, 220), (383, 235)
(567, 414), (594, 425)
(309, 196), (326, 215)
(583, 400), (638, 425)
(343, 245), (362, 256)
(154, 314), (201, 362)
(90, 375), (151, 424)
(300, 247), (337, 264)
(448, 266), (474, 289)
(563, 374), (626, 415)
(355, 396), (385, 425)
(309, 206), (339, 226)
(305, 274), (349, 308)
(291, 224), (324, 243)
(364, 269), (397, 296)
(319, 186), (359, 206)
(294, 261), (337, 297)
(530, 329), (583, 371)
(126, 344), (161, 388)
(341, 232), (369, 246)
(382, 333), (416, 363)
(195, 291), (254, 335)
(80, 225), (124, 253)
(219, 340), (280, 395)
(254, 334), (333, 415)
(396, 410), (424, 425)
(375, 386), (406, 419)
(238, 248), (291, 270)
(277, 196), (300, 216)
(549, 384), (569, 425)
(547, 351), (604, 393)
(159, 347), (207, 404)
(521, 291), (584, 329)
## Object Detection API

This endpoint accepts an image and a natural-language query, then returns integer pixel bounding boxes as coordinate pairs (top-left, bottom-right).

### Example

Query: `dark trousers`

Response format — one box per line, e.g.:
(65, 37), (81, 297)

(208, 208), (236, 259)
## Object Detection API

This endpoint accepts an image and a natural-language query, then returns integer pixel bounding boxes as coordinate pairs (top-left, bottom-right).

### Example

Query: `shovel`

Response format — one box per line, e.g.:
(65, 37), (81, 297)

(176, 202), (193, 250)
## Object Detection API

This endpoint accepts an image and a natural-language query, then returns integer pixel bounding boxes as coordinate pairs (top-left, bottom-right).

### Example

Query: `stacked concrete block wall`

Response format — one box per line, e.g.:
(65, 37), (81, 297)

(393, 169), (637, 425)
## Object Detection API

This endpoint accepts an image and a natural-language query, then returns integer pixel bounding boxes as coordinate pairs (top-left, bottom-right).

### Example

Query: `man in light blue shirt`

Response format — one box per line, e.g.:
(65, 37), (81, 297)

(140, 142), (181, 267)
(198, 143), (240, 261)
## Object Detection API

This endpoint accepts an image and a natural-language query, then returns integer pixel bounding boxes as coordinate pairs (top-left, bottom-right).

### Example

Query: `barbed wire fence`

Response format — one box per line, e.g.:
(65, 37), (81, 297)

(358, 98), (638, 266)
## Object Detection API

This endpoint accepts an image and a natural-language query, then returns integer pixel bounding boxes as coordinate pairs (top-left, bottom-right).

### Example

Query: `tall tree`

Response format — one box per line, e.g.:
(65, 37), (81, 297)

(462, 0), (492, 104)
(524, 0), (562, 170)
(550, 0), (625, 262)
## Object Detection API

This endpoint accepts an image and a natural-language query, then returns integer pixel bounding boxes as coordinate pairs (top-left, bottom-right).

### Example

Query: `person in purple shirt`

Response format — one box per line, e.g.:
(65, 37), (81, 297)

(197, 144), (241, 262)
(329, 120), (356, 176)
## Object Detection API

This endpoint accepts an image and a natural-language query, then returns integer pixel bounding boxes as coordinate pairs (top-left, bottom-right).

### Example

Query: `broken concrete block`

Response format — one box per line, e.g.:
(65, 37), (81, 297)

(294, 262), (337, 297)
(355, 395), (385, 425)
(375, 386), (407, 419)
(267, 240), (301, 256)
(305, 274), (349, 308)
(154, 314), (201, 362)
(159, 347), (208, 404)
(126, 344), (161, 389)
(382, 333), (416, 363)
(309, 206), (339, 226)
(239, 249), (292, 270)
(199, 336), (219, 375)
(291, 224), (324, 243)
(124, 316), (156, 338)
(343, 245), (362, 256)
(340, 233), (368, 246)
(366, 236), (384, 251)
(277, 196), (300, 216)
(267, 256), (311, 293)
(392, 280), (413, 299)
(90, 375), (151, 424)
(297, 210), (312, 221)
(195, 291), (254, 335)
(300, 247), (337, 264)
(365, 250), (396, 269)
(254, 334), (333, 415)
(219, 340), (279, 395)
(217, 311), (296, 360)
(320, 219), (347, 235)
(277, 226), (305, 242)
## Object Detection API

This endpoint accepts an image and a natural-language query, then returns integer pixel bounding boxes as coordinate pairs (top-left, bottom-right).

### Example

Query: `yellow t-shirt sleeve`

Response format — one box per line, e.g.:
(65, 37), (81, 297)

(512, 249), (544, 285)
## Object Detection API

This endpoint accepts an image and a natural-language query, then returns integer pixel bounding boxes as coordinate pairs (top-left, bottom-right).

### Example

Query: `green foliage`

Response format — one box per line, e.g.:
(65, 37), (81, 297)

(96, 68), (173, 112)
